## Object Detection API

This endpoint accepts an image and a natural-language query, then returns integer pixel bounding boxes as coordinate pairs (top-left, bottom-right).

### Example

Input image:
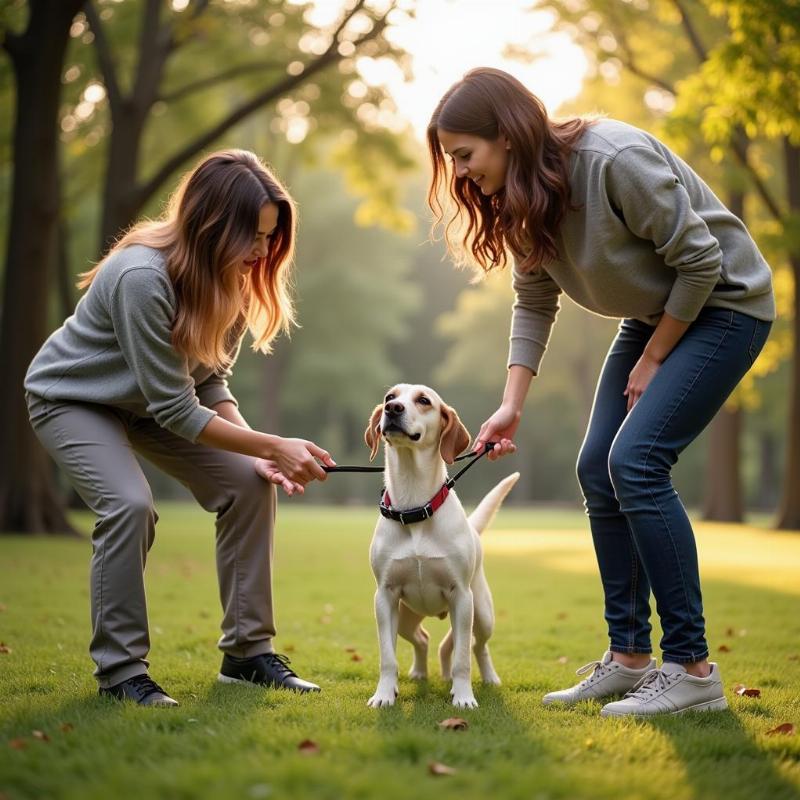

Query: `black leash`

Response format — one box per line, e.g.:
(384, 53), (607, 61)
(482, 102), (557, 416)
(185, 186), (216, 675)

(321, 442), (498, 475)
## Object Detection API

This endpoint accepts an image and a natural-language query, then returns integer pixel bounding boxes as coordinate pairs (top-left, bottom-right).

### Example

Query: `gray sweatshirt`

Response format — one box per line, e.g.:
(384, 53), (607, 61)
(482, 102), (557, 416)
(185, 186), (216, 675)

(25, 244), (242, 442)
(508, 119), (776, 375)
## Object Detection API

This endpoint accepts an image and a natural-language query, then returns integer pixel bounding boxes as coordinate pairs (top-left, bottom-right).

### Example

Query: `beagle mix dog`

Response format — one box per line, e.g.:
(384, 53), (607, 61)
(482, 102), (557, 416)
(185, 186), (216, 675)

(364, 383), (519, 708)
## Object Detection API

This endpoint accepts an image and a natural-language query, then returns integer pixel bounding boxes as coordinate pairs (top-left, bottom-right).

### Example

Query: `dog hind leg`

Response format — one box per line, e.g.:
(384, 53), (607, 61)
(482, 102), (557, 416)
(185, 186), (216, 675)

(438, 628), (453, 681)
(472, 570), (501, 685)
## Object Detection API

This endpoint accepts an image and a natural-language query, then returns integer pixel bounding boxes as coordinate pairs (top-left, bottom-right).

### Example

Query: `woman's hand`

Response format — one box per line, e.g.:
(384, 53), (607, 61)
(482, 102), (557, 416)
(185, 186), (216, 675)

(473, 403), (520, 461)
(267, 438), (336, 487)
(624, 353), (661, 412)
(254, 458), (305, 496)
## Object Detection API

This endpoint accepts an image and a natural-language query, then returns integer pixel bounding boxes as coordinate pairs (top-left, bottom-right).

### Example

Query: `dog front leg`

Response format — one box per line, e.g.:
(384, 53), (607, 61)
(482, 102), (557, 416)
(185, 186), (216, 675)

(448, 587), (477, 708)
(367, 586), (400, 708)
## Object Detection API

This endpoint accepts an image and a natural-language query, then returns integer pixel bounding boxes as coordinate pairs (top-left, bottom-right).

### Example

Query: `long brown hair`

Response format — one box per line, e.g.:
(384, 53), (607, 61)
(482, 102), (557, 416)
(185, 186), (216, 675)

(78, 149), (296, 370)
(427, 67), (593, 274)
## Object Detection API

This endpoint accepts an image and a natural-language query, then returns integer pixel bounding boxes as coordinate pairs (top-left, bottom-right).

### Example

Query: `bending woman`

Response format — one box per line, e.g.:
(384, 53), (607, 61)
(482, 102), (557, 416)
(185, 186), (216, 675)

(25, 150), (333, 706)
(427, 68), (774, 716)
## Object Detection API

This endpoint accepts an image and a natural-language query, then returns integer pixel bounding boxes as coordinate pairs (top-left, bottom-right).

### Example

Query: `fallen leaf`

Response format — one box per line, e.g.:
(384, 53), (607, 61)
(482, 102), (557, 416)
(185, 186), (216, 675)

(734, 684), (761, 698)
(428, 761), (457, 776)
(284, 644), (295, 653)
(718, 645), (731, 653)
(60, 723), (74, 733)
(557, 656), (568, 664)
(0, 603), (6, 612)
(438, 717), (469, 731)
(344, 647), (357, 653)
(350, 653), (363, 662)
(556, 612), (568, 620)
(766, 723), (795, 736)
(725, 627), (735, 637)
(788, 655), (799, 662)
(8, 738), (27, 750)
(297, 739), (319, 755)
(32, 730), (49, 742)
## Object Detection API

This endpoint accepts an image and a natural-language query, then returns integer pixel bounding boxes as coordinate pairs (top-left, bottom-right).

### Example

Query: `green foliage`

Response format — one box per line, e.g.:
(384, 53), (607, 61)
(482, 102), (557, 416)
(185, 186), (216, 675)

(1, 504), (799, 799)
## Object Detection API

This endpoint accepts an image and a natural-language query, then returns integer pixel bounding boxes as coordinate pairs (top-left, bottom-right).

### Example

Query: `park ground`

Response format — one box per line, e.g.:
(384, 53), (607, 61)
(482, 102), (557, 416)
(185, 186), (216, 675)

(1, 503), (799, 800)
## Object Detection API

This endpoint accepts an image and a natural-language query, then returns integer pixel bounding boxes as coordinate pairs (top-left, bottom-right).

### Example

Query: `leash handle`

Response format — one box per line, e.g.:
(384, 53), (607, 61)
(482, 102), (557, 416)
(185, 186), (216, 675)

(322, 442), (498, 474)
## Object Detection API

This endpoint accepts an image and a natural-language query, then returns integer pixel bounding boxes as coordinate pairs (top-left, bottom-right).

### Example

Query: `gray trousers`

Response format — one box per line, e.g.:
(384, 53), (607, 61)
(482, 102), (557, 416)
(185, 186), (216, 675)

(26, 393), (276, 688)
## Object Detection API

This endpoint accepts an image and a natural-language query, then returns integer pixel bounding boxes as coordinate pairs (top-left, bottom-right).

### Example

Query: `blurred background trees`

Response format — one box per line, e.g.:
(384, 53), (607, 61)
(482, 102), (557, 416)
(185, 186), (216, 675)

(1, 0), (797, 533)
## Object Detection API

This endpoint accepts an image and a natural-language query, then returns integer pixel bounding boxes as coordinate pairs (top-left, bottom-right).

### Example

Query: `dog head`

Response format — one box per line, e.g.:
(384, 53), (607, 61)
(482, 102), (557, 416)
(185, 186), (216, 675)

(364, 384), (470, 465)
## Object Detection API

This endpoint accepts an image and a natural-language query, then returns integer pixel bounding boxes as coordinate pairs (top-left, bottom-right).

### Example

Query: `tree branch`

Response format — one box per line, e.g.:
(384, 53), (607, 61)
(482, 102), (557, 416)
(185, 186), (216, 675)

(84, 1), (123, 110)
(671, 0), (708, 62)
(159, 60), (285, 103)
(137, 3), (393, 208)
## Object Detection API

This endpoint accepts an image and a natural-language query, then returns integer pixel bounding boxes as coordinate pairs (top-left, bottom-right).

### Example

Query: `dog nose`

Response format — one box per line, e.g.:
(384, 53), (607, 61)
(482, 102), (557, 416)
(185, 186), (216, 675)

(385, 401), (404, 416)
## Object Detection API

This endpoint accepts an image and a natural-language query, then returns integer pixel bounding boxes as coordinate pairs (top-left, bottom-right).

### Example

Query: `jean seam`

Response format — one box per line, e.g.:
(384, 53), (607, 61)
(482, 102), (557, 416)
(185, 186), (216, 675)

(627, 536), (637, 651)
(641, 309), (734, 658)
(747, 319), (762, 364)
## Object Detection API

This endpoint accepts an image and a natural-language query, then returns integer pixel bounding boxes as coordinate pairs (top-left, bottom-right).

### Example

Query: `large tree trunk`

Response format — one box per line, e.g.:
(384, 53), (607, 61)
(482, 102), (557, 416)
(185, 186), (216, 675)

(702, 406), (743, 521)
(0, 0), (85, 535)
(702, 187), (745, 522)
(777, 139), (800, 530)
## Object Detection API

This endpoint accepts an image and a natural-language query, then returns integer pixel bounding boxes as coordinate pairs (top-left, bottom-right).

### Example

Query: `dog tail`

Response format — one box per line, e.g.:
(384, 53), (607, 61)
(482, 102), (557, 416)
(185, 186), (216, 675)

(468, 472), (520, 535)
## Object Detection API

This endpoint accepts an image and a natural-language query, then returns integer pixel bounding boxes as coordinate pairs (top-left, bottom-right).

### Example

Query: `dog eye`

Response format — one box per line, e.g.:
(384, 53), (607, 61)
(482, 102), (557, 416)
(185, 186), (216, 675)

(385, 393), (395, 402)
(417, 396), (431, 406)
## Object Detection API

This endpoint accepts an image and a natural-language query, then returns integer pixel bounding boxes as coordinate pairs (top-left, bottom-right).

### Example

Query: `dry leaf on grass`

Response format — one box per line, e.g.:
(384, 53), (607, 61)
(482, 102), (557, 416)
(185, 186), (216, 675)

(557, 656), (568, 664)
(766, 723), (795, 736)
(0, 642), (11, 654)
(0, 603), (7, 612)
(428, 761), (457, 776)
(8, 739), (27, 750)
(718, 645), (731, 653)
(788, 655), (799, 662)
(344, 647), (357, 653)
(297, 739), (319, 755)
(438, 717), (468, 731)
(32, 730), (49, 742)
(60, 723), (74, 733)
(350, 653), (363, 662)
(734, 684), (761, 698)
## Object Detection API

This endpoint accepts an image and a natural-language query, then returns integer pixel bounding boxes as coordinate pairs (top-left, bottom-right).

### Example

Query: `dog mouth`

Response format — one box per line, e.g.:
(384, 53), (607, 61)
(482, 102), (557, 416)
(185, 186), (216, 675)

(382, 422), (421, 441)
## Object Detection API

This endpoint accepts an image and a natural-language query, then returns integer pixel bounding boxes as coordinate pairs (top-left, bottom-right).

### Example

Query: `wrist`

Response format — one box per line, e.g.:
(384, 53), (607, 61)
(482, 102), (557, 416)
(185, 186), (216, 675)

(642, 348), (665, 366)
(259, 433), (282, 460)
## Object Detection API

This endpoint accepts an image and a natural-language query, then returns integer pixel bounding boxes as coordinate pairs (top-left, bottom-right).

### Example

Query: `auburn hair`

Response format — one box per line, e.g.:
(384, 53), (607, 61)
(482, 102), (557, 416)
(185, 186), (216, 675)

(78, 149), (296, 370)
(427, 67), (594, 274)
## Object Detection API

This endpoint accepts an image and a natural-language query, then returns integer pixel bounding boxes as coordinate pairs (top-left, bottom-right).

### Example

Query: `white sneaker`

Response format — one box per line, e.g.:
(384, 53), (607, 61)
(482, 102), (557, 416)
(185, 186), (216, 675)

(600, 661), (728, 717)
(542, 651), (656, 706)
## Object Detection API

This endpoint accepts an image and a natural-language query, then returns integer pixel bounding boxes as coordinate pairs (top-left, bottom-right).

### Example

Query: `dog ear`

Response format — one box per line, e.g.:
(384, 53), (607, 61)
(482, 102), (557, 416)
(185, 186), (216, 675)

(364, 404), (383, 462)
(439, 404), (471, 465)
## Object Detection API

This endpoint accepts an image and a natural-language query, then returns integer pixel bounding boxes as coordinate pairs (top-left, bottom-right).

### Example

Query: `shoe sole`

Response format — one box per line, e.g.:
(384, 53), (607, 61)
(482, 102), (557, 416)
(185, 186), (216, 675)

(217, 673), (321, 692)
(600, 696), (729, 717)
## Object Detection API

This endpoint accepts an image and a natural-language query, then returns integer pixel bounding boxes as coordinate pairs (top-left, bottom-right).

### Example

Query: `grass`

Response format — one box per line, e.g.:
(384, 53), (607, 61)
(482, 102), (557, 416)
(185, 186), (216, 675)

(1, 502), (799, 800)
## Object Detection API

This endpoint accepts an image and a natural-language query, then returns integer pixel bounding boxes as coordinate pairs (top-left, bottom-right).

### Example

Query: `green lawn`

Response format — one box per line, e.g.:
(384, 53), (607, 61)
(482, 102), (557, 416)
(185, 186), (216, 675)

(1, 503), (799, 800)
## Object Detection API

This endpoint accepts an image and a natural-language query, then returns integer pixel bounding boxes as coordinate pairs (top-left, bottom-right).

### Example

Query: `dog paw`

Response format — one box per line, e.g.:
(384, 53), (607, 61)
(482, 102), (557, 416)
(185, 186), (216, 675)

(481, 673), (502, 686)
(367, 686), (398, 708)
(408, 667), (428, 681)
(452, 694), (479, 709)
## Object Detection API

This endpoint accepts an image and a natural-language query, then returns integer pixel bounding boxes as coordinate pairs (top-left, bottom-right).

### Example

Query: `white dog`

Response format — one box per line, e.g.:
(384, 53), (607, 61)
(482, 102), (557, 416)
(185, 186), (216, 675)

(363, 383), (519, 708)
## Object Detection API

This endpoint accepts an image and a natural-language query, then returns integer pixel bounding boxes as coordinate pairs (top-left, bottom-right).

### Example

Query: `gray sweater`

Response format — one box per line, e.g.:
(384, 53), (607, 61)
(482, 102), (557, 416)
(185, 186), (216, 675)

(508, 119), (776, 375)
(25, 245), (242, 442)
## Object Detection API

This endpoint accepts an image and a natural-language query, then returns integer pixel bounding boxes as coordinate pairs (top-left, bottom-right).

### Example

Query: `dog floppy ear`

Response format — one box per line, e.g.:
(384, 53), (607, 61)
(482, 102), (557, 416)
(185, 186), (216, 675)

(364, 404), (383, 462)
(439, 404), (470, 465)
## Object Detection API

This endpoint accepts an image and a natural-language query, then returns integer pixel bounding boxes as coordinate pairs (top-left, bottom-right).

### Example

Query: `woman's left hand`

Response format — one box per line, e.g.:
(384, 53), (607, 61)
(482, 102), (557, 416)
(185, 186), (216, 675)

(624, 353), (661, 412)
(254, 458), (305, 496)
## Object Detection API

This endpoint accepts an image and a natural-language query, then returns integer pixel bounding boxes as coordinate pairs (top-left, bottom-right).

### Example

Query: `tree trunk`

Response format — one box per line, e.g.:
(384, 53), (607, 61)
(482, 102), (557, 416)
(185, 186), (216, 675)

(0, 0), (85, 535)
(702, 406), (743, 521)
(702, 187), (745, 522)
(777, 139), (800, 530)
(758, 432), (779, 511)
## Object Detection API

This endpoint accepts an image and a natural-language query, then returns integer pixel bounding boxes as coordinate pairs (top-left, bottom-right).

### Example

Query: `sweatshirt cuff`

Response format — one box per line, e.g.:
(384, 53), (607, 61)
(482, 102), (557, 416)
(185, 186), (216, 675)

(663, 277), (718, 323)
(196, 382), (237, 409)
(507, 336), (545, 376)
(179, 405), (218, 444)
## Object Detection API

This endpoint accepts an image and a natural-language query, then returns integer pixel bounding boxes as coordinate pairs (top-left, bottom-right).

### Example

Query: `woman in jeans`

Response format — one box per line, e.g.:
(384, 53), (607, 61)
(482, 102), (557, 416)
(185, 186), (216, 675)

(427, 68), (774, 716)
(25, 150), (335, 706)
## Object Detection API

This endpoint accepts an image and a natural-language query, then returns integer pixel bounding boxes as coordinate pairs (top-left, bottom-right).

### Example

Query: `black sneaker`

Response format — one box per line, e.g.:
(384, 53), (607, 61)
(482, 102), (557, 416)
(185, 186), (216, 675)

(218, 652), (320, 693)
(99, 674), (179, 707)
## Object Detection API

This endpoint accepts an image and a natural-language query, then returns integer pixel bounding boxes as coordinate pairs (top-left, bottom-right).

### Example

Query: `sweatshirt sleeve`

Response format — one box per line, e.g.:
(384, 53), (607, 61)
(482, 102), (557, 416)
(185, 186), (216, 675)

(110, 266), (217, 442)
(606, 145), (722, 322)
(508, 261), (562, 375)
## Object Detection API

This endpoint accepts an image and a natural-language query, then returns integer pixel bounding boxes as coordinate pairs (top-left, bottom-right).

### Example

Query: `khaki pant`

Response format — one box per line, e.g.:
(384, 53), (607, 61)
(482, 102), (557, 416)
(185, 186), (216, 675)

(26, 393), (276, 688)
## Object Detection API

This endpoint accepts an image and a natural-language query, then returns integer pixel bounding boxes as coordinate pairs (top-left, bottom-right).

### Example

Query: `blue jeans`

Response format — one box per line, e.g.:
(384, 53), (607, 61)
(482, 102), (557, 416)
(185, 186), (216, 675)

(576, 307), (771, 663)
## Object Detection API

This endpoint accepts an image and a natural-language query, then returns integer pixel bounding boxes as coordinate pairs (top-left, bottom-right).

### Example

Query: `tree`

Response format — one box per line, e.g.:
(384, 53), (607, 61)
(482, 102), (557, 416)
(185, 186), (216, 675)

(0, 0), (85, 534)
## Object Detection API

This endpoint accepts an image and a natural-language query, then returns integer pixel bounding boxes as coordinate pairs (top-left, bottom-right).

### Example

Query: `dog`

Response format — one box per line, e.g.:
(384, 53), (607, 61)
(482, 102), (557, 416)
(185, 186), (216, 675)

(363, 383), (519, 708)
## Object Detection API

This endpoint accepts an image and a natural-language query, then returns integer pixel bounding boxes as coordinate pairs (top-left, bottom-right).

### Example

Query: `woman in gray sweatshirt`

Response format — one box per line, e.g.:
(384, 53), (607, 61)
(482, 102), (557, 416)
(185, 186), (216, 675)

(427, 68), (774, 717)
(25, 150), (334, 706)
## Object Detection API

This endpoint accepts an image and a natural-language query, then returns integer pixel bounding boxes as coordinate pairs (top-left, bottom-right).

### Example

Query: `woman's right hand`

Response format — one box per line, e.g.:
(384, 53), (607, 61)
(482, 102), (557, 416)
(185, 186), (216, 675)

(473, 403), (521, 461)
(268, 437), (336, 486)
